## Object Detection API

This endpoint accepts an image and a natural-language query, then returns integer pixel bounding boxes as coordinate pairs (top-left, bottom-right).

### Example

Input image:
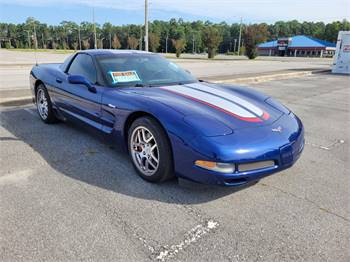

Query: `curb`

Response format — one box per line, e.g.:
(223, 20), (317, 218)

(0, 97), (33, 107)
(0, 69), (331, 107)
(211, 70), (328, 85)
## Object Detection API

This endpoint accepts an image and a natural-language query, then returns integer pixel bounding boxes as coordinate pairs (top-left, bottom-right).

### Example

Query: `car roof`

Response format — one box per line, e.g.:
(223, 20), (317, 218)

(78, 49), (152, 56)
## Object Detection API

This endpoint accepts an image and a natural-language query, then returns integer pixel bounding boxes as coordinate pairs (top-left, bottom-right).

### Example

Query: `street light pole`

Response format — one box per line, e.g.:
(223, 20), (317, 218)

(144, 0), (149, 52)
(238, 17), (242, 55)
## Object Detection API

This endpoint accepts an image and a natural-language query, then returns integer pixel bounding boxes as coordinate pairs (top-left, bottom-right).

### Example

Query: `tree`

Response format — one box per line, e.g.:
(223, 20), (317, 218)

(149, 32), (160, 52)
(243, 26), (258, 59)
(203, 26), (222, 58)
(127, 36), (139, 49)
(112, 34), (121, 49)
(171, 38), (186, 58)
(1, 17), (348, 52)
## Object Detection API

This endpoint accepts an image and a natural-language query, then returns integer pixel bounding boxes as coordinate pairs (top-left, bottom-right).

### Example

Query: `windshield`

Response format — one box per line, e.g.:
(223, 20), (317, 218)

(96, 53), (197, 87)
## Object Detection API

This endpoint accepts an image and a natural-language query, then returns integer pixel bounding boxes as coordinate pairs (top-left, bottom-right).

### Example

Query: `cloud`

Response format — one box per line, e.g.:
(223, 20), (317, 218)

(0, 0), (349, 22)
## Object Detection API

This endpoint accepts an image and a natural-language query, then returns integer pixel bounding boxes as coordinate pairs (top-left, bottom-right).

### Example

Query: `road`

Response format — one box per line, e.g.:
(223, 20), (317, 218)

(0, 50), (332, 101)
(1, 73), (349, 261)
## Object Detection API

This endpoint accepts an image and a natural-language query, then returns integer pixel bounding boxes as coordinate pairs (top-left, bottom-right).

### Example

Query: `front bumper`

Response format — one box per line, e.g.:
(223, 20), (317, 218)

(171, 113), (304, 186)
(196, 133), (303, 186)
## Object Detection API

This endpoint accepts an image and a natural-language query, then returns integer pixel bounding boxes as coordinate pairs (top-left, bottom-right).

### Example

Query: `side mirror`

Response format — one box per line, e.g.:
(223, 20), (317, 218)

(68, 75), (96, 93)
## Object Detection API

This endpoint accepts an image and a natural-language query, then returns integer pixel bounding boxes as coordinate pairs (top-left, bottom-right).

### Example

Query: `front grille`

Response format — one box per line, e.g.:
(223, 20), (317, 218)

(238, 160), (276, 172)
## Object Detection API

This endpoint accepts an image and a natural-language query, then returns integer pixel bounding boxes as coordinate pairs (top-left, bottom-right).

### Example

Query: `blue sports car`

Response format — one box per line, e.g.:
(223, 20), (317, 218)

(29, 50), (304, 186)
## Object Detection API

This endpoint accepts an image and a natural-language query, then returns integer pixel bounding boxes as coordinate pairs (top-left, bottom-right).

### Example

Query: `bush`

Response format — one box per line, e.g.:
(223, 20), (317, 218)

(245, 46), (258, 59)
(5, 42), (12, 49)
(171, 39), (186, 58)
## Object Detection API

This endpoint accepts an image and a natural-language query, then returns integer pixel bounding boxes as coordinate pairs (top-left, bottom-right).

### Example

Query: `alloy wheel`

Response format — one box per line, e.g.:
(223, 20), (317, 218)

(130, 126), (159, 176)
(37, 89), (48, 120)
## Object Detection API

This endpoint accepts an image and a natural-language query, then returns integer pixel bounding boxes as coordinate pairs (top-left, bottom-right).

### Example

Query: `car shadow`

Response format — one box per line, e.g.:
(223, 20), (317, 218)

(1, 107), (258, 205)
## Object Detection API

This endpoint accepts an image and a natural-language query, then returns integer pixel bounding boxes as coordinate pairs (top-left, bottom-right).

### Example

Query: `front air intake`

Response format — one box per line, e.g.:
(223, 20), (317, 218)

(238, 160), (275, 172)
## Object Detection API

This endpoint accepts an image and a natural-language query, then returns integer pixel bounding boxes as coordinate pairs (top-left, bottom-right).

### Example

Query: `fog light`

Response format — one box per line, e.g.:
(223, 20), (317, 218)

(195, 160), (235, 173)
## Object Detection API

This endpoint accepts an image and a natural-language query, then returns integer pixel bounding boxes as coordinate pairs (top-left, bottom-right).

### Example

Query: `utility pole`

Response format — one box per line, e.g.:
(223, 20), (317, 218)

(238, 17), (242, 55)
(78, 25), (82, 50)
(93, 7), (97, 49)
(144, 0), (149, 51)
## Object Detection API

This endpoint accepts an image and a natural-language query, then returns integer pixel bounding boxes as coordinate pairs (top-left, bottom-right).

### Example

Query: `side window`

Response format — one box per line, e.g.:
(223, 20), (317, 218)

(68, 54), (97, 83)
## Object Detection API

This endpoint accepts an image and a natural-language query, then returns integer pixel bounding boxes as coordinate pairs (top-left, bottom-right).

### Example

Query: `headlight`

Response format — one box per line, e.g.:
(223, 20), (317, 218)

(195, 160), (235, 173)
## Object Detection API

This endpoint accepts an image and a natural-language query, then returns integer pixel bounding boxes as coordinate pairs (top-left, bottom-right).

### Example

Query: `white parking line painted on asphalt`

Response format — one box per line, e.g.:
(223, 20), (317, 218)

(24, 108), (37, 117)
(155, 220), (219, 261)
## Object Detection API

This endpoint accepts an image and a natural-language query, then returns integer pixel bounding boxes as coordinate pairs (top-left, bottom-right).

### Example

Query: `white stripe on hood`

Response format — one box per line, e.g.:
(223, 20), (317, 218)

(161, 85), (257, 118)
(186, 83), (264, 117)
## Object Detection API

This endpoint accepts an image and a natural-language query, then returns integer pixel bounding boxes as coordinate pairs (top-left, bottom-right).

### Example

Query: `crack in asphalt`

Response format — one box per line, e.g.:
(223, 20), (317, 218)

(75, 180), (220, 261)
(259, 182), (350, 223)
(76, 184), (158, 260)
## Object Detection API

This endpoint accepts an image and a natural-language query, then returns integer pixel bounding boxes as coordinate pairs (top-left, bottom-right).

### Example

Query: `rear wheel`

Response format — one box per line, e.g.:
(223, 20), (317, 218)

(36, 84), (57, 123)
(128, 117), (174, 182)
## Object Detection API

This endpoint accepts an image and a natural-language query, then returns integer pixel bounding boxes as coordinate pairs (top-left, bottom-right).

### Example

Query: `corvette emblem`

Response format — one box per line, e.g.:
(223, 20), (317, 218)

(272, 126), (283, 133)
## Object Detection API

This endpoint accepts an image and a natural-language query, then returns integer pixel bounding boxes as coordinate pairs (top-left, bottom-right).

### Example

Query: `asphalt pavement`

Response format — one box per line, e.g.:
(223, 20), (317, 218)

(1, 73), (349, 261)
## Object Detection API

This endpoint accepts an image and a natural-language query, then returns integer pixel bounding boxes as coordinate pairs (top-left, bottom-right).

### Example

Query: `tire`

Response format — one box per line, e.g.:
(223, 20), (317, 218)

(128, 116), (174, 183)
(36, 84), (57, 124)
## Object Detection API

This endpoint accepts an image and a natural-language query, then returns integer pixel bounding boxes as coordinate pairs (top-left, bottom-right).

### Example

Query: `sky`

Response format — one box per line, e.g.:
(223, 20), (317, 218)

(0, 0), (349, 25)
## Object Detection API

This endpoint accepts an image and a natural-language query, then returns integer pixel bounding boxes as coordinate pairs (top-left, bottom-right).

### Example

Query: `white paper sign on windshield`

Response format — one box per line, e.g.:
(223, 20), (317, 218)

(110, 70), (141, 84)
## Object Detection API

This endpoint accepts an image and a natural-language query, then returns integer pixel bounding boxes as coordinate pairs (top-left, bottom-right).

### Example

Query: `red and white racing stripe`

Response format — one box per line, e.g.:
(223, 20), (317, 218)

(160, 83), (269, 122)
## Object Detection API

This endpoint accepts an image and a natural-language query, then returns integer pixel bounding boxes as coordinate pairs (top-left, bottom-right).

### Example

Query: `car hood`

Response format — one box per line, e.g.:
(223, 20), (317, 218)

(122, 82), (284, 133)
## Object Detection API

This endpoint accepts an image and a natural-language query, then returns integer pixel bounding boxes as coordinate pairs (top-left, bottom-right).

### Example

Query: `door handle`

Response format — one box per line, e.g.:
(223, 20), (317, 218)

(56, 78), (62, 84)
(107, 104), (117, 109)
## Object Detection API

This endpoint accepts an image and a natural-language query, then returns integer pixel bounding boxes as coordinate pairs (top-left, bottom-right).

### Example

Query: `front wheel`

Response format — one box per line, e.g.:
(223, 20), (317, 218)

(36, 84), (57, 123)
(128, 117), (174, 183)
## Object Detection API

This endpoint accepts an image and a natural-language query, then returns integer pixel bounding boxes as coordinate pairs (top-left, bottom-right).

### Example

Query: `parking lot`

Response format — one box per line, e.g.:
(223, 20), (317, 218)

(1, 71), (349, 261)
(0, 50), (332, 102)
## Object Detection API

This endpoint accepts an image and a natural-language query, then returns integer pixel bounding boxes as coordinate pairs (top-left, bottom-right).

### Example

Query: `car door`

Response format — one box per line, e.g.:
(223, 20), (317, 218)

(57, 53), (103, 130)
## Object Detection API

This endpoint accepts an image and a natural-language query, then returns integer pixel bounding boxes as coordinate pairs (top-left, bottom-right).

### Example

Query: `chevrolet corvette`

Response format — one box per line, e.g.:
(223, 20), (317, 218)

(29, 50), (304, 186)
